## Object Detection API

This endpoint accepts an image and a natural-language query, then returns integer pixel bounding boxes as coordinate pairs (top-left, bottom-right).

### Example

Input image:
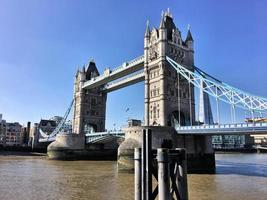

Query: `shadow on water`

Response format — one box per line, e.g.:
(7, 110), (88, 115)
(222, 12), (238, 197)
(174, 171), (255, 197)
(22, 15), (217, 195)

(216, 160), (267, 177)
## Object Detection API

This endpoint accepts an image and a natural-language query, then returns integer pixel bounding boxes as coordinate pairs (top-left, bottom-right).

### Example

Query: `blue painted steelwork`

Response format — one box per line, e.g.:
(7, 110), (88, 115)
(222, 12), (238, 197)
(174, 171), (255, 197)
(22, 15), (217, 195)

(166, 56), (267, 113)
(176, 122), (267, 135)
(41, 122), (267, 144)
(38, 99), (74, 143)
(39, 137), (56, 143)
(85, 131), (125, 143)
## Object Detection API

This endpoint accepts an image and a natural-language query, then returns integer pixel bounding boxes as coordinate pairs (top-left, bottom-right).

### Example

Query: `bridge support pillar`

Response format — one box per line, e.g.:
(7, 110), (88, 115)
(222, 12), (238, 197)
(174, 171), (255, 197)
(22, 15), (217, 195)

(118, 126), (176, 172)
(118, 126), (215, 173)
(177, 135), (215, 173)
(47, 133), (85, 160)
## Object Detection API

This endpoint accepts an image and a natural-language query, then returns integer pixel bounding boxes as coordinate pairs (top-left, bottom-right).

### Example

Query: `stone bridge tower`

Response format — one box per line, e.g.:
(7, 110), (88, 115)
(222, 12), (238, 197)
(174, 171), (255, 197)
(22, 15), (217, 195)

(144, 10), (195, 127)
(73, 60), (107, 134)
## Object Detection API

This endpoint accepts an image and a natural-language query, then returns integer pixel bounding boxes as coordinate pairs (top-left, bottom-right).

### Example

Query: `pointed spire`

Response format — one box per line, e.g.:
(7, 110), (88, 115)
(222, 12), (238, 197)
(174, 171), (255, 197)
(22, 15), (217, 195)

(89, 58), (95, 63)
(185, 25), (194, 42)
(145, 20), (150, 37)
(82, 65), (86, 73)
(75, 67), (80, 77)
(166, 8), (173, 18)
(159, 11), (165, 29)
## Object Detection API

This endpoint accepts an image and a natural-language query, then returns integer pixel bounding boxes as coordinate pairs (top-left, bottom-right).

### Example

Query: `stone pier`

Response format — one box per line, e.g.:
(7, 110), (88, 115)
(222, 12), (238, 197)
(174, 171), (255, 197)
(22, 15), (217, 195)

(118, 126), (215, 173)
(47, 133), (119, 160)
(47, 133), (85, 160)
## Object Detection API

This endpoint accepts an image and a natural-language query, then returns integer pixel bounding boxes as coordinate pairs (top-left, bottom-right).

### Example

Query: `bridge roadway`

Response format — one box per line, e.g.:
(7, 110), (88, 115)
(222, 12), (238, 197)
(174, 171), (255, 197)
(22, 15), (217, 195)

(38, 122), (267, 143)
(82, 55), (144, 90)
(84, 122), (267, 143)
(39, 122), (267, 143)
(39, 137), (57, 143)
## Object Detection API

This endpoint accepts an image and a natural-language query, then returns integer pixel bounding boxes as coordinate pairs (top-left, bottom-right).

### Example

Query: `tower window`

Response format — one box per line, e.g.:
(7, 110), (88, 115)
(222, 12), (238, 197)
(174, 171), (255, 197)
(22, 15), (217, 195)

(91, 98), (97, 106)
(153, 106), (157, 119)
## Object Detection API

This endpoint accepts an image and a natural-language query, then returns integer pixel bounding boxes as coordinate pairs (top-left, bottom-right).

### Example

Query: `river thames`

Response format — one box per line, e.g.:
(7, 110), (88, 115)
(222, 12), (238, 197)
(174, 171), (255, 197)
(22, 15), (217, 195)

(0, 153), (266, 200)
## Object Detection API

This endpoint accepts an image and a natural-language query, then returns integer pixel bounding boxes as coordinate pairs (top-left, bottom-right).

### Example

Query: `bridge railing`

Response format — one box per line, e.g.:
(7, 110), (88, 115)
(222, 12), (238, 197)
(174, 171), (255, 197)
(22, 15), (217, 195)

(176, 122), (267, 135)
(85, 131), (125, 137)
(85, 131), (125, 143)
(111, 55), (144, 74)
(177, 122), (267, 130)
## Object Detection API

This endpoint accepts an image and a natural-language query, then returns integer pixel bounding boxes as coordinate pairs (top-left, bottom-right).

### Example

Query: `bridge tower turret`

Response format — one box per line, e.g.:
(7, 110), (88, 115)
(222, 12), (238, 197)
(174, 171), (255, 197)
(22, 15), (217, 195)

(185, 27), (194, 67)
(144, 9), (196, 127)
(73, 60), (107, 135)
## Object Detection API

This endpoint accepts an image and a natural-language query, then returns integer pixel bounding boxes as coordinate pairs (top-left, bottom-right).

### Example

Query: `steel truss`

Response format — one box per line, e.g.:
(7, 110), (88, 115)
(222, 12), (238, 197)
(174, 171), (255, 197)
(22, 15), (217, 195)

(39, 99), (74, 140)
(166, 56), (267, 114)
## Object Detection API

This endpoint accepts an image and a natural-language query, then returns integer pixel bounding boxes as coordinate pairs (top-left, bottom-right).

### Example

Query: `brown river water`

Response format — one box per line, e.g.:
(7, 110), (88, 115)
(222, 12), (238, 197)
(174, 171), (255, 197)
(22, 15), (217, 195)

(0, 153), (266, 200)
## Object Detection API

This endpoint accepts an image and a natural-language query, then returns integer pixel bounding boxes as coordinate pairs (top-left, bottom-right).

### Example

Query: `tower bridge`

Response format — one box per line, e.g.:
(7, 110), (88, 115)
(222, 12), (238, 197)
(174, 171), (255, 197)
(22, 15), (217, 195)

(43, 10), (267, 173)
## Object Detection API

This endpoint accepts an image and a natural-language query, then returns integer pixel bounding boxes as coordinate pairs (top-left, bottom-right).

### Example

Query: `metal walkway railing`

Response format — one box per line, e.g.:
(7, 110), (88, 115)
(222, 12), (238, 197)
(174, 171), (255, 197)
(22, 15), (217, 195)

(176, 122), (267, 135)
(85, 131), (125, 143)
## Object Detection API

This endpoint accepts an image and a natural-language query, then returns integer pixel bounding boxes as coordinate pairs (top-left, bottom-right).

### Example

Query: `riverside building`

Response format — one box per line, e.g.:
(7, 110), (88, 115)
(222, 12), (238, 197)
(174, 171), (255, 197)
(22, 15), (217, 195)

(5, 122), (22, 146)
(0, 114), (6, 146)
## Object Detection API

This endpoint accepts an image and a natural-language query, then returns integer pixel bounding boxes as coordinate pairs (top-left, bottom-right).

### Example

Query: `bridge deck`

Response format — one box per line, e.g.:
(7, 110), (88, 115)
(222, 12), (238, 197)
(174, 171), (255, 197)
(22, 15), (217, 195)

(39, 123), (267, 143)
(176, 123), (267, 135)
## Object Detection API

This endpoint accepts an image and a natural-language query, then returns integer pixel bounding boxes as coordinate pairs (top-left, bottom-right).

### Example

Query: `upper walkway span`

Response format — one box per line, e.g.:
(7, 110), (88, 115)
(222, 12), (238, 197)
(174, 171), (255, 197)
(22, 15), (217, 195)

(102, 71), (145, 92)
(82, 55), (144, 90)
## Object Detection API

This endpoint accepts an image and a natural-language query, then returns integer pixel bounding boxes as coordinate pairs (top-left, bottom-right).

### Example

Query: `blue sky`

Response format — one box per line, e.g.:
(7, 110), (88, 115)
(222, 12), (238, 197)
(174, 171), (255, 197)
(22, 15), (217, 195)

(0, 0), (267, 128)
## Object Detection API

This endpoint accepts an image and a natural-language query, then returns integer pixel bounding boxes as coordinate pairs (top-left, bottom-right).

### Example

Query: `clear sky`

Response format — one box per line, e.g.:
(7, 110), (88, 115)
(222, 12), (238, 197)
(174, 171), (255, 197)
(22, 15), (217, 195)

(0, 0), (267, 129)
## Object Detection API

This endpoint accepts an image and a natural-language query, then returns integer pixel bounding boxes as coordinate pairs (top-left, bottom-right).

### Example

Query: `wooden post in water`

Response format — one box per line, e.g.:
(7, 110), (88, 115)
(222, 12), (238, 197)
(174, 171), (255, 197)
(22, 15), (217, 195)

(157, 148), (170, 200)
(134, 129), (188, 200)
(177, 148), (188, 200)
(141, 129), (146, 200)
(134, 148), (142, 200)
(145, 129), (152, 200)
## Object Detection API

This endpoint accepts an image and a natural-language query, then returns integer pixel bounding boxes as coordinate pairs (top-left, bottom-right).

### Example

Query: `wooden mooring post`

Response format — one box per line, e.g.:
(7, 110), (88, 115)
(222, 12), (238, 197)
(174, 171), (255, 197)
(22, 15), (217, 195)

(134, 129), (188, 200)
